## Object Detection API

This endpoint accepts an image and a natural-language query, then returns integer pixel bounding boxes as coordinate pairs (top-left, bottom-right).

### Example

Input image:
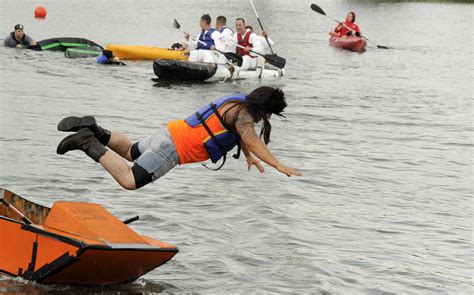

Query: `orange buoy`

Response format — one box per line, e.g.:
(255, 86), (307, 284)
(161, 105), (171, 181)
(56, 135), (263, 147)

(34, 6), (47, 18)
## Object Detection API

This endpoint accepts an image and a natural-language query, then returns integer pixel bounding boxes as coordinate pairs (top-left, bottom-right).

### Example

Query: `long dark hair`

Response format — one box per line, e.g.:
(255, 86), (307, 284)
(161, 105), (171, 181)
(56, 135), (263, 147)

(223, 86), (287, 144)
(347, 11), (356, 23)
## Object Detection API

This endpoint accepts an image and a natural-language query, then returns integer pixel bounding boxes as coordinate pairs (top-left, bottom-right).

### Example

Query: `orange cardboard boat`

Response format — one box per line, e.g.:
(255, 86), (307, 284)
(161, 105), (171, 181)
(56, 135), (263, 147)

(0, 188), (178, 285)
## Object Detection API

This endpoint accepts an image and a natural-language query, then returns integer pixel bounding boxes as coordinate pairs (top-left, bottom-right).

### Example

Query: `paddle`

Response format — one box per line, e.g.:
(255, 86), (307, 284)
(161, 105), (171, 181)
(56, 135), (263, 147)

(1, 199), (33, 224)
(249, 0), (274, 54)
(173, 19), (243, 66)
(310, 3), (390, 49)
(232, 42), (286, 69)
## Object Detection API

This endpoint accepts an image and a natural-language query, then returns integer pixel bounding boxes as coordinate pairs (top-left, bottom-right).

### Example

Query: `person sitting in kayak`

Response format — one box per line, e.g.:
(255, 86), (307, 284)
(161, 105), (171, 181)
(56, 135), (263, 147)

(216, 15), (234, 54)
(329, 11), (361, 38)
(96, 50), (126, 65)
(245, 25), (274, 55)
(4, 24), (37, 48)
(56, 86), (303, 190)
(234, 18), (264, 70)
(184, 14), (225, 63)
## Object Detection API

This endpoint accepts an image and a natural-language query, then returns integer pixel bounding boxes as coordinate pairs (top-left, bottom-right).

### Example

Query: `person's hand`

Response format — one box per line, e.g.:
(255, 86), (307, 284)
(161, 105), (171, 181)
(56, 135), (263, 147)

(346, 31), (353, 37)
(262, 30), (268, 37)
(210, 45), (216, 50)
(16, 44), (23, 48)
(244, 46), (252, 52)
(184, 33), (190, 41)
(355, 32), (361, 37)
(276, 164), (303, 177)
(246, 156), (265, 173)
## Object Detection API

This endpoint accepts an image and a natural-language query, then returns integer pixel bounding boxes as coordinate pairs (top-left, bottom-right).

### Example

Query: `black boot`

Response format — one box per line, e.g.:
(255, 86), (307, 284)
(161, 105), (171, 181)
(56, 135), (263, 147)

(57, 116), (111, 145)
(57, 128), (107, 162)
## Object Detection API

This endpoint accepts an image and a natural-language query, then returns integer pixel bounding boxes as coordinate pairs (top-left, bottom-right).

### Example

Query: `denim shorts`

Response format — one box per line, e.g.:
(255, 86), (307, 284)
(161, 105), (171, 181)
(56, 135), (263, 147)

(134, 127), (180, 182)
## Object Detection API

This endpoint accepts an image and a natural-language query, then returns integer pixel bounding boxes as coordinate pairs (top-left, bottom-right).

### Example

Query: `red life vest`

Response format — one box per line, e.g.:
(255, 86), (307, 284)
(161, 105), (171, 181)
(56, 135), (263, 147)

(334, 11), (361, 37)
(236, 30), (254, 57)
(337, 22), (360, 37)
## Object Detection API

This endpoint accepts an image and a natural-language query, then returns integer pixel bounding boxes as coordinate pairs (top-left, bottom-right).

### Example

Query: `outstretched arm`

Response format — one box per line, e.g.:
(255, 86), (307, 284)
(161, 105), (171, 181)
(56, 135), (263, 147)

(241, 141), (265, 173)
(235, 112), (302, 177)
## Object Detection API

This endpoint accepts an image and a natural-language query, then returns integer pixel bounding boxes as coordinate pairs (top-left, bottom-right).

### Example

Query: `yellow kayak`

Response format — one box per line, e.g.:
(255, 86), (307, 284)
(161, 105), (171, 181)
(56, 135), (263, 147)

(105, 44), (188, 60)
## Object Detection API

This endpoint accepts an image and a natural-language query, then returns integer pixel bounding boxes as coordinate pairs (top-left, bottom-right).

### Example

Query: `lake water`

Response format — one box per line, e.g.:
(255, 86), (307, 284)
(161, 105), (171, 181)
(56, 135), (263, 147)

(0, 0), (472, 293)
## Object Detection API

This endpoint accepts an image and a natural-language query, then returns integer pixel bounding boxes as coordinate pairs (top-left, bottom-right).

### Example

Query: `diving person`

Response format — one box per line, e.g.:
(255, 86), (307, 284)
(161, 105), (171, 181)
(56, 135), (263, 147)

(184, 14), (225, 63)
(56, 86), (303, 190)
(329, 11), (361, 38)
(96, 50), (126, 65)
(233, 18), (264, 70)
(4, 24), (36, 48)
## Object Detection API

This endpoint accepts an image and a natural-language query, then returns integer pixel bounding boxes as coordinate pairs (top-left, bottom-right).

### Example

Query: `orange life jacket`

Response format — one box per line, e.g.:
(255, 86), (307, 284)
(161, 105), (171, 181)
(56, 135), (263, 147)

(168, 93), (247, 166)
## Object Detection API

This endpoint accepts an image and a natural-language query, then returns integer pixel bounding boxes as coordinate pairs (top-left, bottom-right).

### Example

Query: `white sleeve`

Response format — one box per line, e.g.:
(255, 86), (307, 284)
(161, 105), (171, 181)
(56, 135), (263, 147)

(221, 28), (233, 40)
(211, 31), (225, 52)
(249, 33), (264, 55)
(186, 33), (200, 50)
(222, 29), (235, 52)
(266, 37), (274, 46)
(259, 36), (274, 53)
(232, 33), (239, 53)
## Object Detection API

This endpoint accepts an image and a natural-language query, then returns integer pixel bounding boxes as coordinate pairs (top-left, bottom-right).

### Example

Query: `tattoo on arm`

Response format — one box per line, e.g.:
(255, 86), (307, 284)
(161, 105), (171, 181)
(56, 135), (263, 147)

(235, 111), (259, 142)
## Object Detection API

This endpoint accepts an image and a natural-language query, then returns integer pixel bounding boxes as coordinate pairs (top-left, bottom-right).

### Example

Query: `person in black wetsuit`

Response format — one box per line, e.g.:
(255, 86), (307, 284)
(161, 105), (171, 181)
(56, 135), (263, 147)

(4, 24), (37, 48)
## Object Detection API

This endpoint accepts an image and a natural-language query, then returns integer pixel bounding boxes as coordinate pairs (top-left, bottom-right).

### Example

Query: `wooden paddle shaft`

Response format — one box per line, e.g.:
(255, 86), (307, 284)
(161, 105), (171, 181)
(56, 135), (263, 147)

(1, 199), (33, 224)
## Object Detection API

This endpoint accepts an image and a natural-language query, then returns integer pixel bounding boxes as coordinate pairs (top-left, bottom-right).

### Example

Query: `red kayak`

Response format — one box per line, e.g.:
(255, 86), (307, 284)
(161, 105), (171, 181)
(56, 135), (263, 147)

(329, 36), (367, 53)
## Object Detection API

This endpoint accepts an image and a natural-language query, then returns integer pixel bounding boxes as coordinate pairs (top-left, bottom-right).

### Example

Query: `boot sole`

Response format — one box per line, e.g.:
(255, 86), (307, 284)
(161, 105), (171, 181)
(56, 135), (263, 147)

(57, 116), (96, 132)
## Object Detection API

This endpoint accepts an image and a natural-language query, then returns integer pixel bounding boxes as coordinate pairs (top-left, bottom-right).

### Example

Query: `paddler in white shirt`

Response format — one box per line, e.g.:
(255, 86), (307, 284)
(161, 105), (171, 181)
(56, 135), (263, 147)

(216, 15), (234, 53)
(184, 14), (225, 63)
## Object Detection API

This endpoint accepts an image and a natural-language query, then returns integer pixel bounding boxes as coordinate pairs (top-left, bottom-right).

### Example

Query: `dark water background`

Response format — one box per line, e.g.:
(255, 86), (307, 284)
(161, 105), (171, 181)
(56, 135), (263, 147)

(0, 0), (472, 293)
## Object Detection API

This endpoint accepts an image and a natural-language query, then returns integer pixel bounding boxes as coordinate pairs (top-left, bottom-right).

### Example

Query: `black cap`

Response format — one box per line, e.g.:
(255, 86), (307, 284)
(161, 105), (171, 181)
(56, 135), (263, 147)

(14, 24), (24, 30)
(103, 50), (114, 59)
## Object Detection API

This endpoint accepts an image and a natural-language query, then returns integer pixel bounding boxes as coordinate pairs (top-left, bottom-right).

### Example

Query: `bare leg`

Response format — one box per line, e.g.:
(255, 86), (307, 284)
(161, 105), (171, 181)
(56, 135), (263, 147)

(106, 131), (133, 161)
(98, 151), (136, 190)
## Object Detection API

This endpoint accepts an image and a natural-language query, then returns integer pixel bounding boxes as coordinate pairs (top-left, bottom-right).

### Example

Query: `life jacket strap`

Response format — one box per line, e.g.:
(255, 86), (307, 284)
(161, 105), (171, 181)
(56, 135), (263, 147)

(196, 110), (227, 170)
(202, 154), (227, 171)
(210, 103), (241, 160)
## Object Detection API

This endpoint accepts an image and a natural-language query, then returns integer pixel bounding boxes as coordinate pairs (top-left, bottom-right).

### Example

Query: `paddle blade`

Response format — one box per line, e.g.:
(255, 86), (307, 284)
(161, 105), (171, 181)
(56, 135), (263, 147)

(377, 45), (390, 49)
(310, 4), (326, 16)
(223, 52), (243, 67)
(264, 54), (286, 69)
(173, 19), (181, 30)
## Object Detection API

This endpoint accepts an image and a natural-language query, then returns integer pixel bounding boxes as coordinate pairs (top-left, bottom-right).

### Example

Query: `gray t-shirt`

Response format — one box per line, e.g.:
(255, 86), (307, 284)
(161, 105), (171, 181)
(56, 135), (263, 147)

(4, 32), (34, 48)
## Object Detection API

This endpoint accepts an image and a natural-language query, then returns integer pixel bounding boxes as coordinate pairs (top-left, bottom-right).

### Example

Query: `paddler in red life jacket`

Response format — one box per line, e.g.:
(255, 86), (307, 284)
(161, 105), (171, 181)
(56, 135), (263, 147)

(184, 14), (226, 63)
(233, 18), (264, 70)
(56, 86), (303, 190)
(329, 11), (361, 38)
